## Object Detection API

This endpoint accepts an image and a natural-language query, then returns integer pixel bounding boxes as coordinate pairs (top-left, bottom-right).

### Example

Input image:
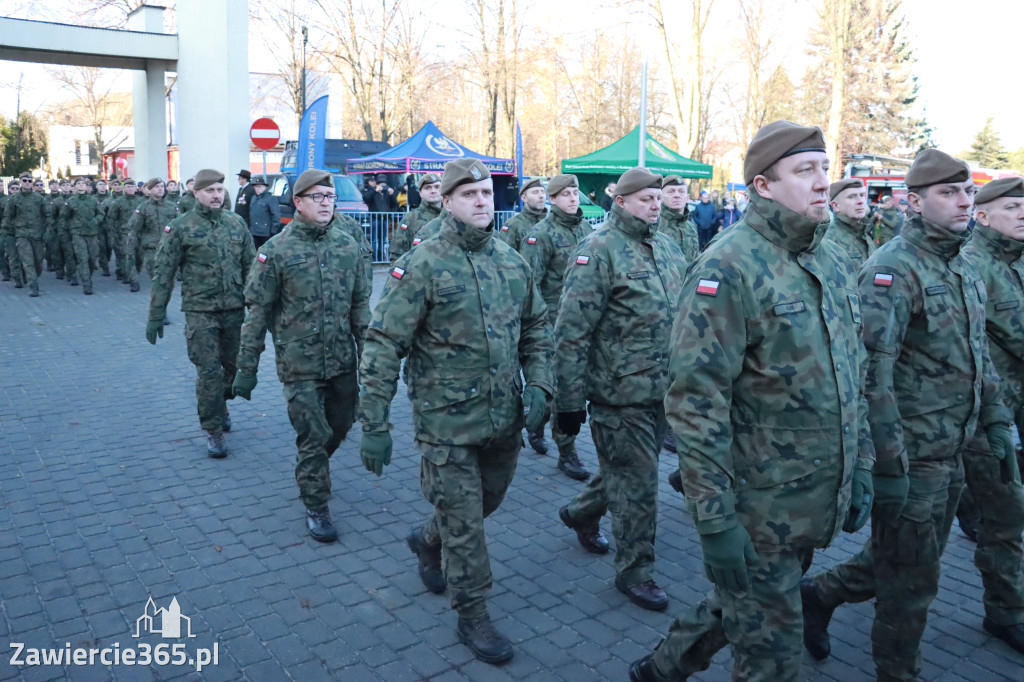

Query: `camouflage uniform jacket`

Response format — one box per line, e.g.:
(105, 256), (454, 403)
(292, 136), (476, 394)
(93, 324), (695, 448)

(657, 205), (700, 262)
(149, 203), (255, 316)
(554, 202), (687, 413)
(238, 214), (372, 383)
(334, 212), (373, 283)
(409, 208), (449, 247)
(666, 195), (873, 548)
(359, 213), (554, 449)
(390, 200), (441, 260)
(875, 207), (903, 245)
(177, 191), (196, 214)
(128, 197), (179, 251)
(963, 227), (1024, 414)
(497, 205), (547, 250)
(860, 214), (1010, 476)
(1, 190), (48, 239)
(824, 212), (876, 268)
(519, 206), (591, 324)
(64, 193), (101, 237)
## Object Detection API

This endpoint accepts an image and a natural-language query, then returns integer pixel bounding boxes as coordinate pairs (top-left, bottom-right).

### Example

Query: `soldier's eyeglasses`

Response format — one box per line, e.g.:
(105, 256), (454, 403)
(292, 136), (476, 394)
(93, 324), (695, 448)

(298, 193), (336, 203)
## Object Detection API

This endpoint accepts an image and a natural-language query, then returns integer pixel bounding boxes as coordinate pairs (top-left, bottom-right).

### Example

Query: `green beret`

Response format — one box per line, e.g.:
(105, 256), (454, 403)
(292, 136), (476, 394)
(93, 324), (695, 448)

(294, 169), (332, 196)
(440, 158), (491, 196)
(615, 167), (663, 197)
(193, 169), (225, 191)
(829, 179), (863, 201)
(743, 120), (826, 186)
(905, 149), (971, 188)
(976, 176), (1024, 205)
(144, 177), (164, 191)
(661, 174), (685, 188)
(417, 173), (441, 190)
(519, 177), (543, 195)
(546, 174), (579, 197)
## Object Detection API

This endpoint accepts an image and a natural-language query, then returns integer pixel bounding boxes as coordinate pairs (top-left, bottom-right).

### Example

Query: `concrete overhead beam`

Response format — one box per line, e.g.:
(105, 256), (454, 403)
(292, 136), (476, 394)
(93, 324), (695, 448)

(0, 17), (177, 71)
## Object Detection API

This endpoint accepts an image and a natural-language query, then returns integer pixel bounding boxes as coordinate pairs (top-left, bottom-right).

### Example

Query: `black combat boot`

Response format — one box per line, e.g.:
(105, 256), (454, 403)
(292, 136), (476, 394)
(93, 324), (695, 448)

(456, 615), (513, 664)
(306, 507), (338, 543)
(557, 446), (590, 481)
(83, 282), (93, 295)
(559, 505), (609, 554)
(28, 282), (39, 297)
(801, 579), (835, 660)
(629, 655), (673, 682)
(984, 618), (1024, 654)
(527, 428), (548, 454)
(668, 469), (684, 495)
(130, 281), (140, 292)
(1, 272), (10, 282)
(206, 430), (227, 458)
(663, 432), (678, 453)
(13, 277), (23, 288)
(101, 266), (110, 276)
(615, 575), (669, 611)
(55, 271), (64, 280)
(406, 526), (446, 594)
(68, 276), (78, 286)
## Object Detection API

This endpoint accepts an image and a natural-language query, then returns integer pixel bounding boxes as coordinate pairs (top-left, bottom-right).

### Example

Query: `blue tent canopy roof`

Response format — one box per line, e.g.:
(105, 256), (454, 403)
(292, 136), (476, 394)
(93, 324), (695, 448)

(347, 121), (516, 175)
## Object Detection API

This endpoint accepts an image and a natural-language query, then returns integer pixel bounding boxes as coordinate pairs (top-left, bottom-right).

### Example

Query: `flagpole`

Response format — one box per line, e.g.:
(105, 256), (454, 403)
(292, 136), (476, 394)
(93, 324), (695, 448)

(638, 57), (648, 168)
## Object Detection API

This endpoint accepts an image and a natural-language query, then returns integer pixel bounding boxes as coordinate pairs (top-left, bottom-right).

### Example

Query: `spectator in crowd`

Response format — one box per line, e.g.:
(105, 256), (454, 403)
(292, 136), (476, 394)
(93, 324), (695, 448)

(692, 190), (720, 250)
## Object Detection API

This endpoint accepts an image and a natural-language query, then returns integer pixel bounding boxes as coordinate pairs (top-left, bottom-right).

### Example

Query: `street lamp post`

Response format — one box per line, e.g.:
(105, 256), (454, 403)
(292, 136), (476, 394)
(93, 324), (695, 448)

(301, 26), (308, 117)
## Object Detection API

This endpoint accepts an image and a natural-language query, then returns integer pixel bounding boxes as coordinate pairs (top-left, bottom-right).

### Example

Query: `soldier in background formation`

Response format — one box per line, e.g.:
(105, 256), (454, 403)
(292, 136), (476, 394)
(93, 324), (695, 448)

(0, 179), (21, 285)
(824, 178), (876, 268)
(656, 175), (700, 264)
(519, 173), (591, 481)
(64, 177), (103, 295)
(389, 173), (441, 261)
(498, 176), (547, 249)
(178, 177), (197, 213)
(126, 177), (179, 293)
(234, 169), (371, 543)
(873, 193), (904, 245)
(2, 173), (49, 296)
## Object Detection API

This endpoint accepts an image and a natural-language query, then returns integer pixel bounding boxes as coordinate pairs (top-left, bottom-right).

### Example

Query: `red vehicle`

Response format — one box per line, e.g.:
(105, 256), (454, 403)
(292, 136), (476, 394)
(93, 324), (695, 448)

(845, 153), (1021, 204)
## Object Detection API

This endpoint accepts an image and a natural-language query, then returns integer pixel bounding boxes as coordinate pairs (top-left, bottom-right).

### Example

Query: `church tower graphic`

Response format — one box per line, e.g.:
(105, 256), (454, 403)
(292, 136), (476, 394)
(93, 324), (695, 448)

(134, 597), (195, 638)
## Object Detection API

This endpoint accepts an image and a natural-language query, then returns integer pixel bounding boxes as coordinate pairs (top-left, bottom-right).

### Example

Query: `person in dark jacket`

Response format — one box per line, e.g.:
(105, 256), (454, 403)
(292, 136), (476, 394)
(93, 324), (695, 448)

(248, 175), (281, 248)
(362, 173), (398, 213)
(716, 198), (743, 230)
(691, 190), (720, 249)
(234, 169), (256, 226)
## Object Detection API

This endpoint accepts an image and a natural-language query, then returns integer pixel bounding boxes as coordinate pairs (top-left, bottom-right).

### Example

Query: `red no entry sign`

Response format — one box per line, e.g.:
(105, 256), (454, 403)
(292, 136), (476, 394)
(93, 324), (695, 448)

(250, 118), (280, 150)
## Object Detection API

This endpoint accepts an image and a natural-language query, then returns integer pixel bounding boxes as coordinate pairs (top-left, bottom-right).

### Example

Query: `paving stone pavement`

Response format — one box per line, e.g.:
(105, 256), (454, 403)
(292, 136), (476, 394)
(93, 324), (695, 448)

(1, 267), (1022, 681)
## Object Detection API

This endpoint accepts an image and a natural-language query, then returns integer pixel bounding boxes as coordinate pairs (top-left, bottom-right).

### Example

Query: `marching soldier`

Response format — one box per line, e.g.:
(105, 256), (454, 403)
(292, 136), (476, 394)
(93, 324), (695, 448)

(824, 178), (876, 268)
(497, 177), (548, 250)
(126, 178), (179, 293)
(64, 177), (102, 295)
(389, 173), (442, 261)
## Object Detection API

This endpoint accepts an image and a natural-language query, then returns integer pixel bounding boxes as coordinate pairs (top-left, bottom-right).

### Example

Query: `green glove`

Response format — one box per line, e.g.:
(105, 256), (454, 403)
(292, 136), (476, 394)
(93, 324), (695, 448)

(360, 430), (393, 477)
(232, 370), (258, 400)
(522, 385), (550, 433)
(987, 423), (1021, 485)
(698, 523), (760, 592)
(872, 472), (909, 520)
(843, 465), (874, 533)
(145, 319), (164, 345)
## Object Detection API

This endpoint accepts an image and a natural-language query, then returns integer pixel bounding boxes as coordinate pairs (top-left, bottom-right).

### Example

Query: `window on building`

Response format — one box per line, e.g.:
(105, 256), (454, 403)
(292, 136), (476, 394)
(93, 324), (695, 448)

(75, 141), (82, 165)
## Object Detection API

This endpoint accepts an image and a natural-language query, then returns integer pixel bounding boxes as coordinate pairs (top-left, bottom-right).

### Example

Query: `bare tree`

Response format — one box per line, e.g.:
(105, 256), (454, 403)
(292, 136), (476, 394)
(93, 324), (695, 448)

(45, 66), (127, 161)
(253, 0), (327, 128)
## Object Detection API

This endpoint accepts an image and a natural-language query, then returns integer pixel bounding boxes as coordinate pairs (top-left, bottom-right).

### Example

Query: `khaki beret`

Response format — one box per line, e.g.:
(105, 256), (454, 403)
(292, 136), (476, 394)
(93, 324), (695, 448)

(122, 177), (135, 185)
(546, 174), (579, 197)
(440, 158), (491, 196)
(144, 177), (164, 191)
(905, 149), (971, 188)
(293, 169), (332, 196)
(615, 167), (663, 197)
(743, 121), (826, 186)
(417, 173), (441, 190)
(976, 176), (1024, 205)
(661, 174), (686, 188)
(519, 177), (542, 195)
(829, 179), (863, 201)
(193, 169), (225, 191)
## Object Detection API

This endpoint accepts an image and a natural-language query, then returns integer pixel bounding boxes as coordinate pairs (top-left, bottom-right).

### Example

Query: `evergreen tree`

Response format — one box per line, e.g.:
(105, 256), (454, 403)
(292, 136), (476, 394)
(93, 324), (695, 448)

(965, 117), (1009, 168)
(0, 112), (48, 178)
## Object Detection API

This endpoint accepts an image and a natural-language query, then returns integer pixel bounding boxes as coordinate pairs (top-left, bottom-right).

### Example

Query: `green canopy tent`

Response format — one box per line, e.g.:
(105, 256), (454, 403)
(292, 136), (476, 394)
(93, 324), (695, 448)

(561, 126), (713, 200)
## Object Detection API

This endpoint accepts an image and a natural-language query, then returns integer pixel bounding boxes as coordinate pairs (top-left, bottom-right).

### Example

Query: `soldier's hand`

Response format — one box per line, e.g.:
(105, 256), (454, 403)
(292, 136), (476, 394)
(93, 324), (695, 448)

(145, 319), (164, 345)
(843, 465), (874, 533)
(556, 410), (587, 437)
(986, 423), (1021, 485)
(360, 430), (393, 477)
(232, 370), (258, 400)
(698, 524), (760, 593)
(872, 471), (909, 519)
(522, 385), (550, 433)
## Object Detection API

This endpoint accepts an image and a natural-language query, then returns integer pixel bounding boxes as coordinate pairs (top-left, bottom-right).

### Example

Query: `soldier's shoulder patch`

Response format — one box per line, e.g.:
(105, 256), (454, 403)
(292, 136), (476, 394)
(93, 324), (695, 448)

(163, 225), (172, 232)
(696, 278), (720, 296)
(500, 225), (509, 232)
(873, 273), (894, 287)
(400, 223), (408, 230)
(575, 255), (590, 265)
(526, 236), (537, 244)
(391, 266), (406, 279)
(257, 252), (268, 263)
(134, 208), (141, 214)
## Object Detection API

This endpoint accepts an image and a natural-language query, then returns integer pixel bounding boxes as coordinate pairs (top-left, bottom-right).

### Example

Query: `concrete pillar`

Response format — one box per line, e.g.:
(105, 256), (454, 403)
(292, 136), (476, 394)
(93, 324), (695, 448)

(176, 0), (249, 184)
(126, 5), (168, 183)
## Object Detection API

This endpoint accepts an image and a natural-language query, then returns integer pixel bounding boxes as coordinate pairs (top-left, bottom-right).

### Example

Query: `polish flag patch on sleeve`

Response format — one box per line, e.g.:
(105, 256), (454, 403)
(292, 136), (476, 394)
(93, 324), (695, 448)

(696, 279), (720, 296)
(873, 273), (894, 287)
(163, 225), (172, 233)
(391, 266), (406, 279)
(527, 236), (537, 244)
(500, 225), (509, 232)
(257, 253), (267, 263)
(576, 255), (590, 265)
(400, 223), (408, 230)
(412, 238), (422, 245)
(134, 208), (141, 214)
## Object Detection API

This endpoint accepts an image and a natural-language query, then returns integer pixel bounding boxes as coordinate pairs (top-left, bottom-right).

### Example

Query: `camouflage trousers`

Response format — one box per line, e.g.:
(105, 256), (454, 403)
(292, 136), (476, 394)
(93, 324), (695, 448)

(127, 246), (157, 285)
(419, 428), (522, 619)
(283, 372), (358, 510)
(962, 430), (1024, 625)
(810, 455), (964, 681)
(567, 403), (666, 585)
(183, 309), (244, 432)
(15, 237), (45, 287)
(651, 545), (814, 682)
(72, 234), (99, 288)
(1, 231), (19, 279)
(59, 227), (77, 279)
(110, 228), (128, 277)
(44, 225), (61, 271)
(533, 394), (576, 453)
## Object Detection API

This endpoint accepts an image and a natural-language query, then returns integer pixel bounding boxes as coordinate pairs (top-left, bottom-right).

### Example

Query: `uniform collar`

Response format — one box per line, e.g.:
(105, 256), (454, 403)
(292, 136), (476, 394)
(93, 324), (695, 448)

(660, 205), (690, 223)
(440, 212), (494, 251)
(196, 202), (222, 219)
(834, 212), (871, 237)
(972, 224), (1024, 263)
(744, 194), (827, 254)
(422, 200), (442, 217)
(550, 205), (584, 228)
(608, 203), (657, 241)
(900, 214), (968, 260)
(290, 213), (333, 239)
(524, 205), (548, 219)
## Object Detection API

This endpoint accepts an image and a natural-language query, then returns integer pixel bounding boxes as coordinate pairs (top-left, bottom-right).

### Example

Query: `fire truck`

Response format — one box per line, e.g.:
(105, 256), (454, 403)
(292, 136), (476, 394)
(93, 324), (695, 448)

(843, 153), (1021, 204)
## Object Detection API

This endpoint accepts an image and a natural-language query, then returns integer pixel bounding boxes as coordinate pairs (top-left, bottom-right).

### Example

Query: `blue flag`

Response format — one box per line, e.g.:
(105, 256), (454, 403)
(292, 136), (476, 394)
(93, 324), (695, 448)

(297, 96), (328, 173)
(515, 119), (524, 211)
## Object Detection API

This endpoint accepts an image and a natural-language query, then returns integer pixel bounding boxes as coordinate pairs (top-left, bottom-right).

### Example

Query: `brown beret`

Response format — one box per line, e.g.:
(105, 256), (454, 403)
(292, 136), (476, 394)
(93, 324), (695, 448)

(293, 169), (332, 196)
(615, 167), (663, 197)
(417, 173), (441, 190)
(519, 177), (542, 195)
(829, 179), (863, 201)
(976, 176), (1024, 205)
(905, 149), (971, 188)
(122, 177), (135, 185)
(144, 177), (164, 191)
(440, 158), (491, 196)
(193, 169), (225, 192)
(661, 174), (686, 188)
(743, 121), (826, 186)
(546, 174), (579, 197)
